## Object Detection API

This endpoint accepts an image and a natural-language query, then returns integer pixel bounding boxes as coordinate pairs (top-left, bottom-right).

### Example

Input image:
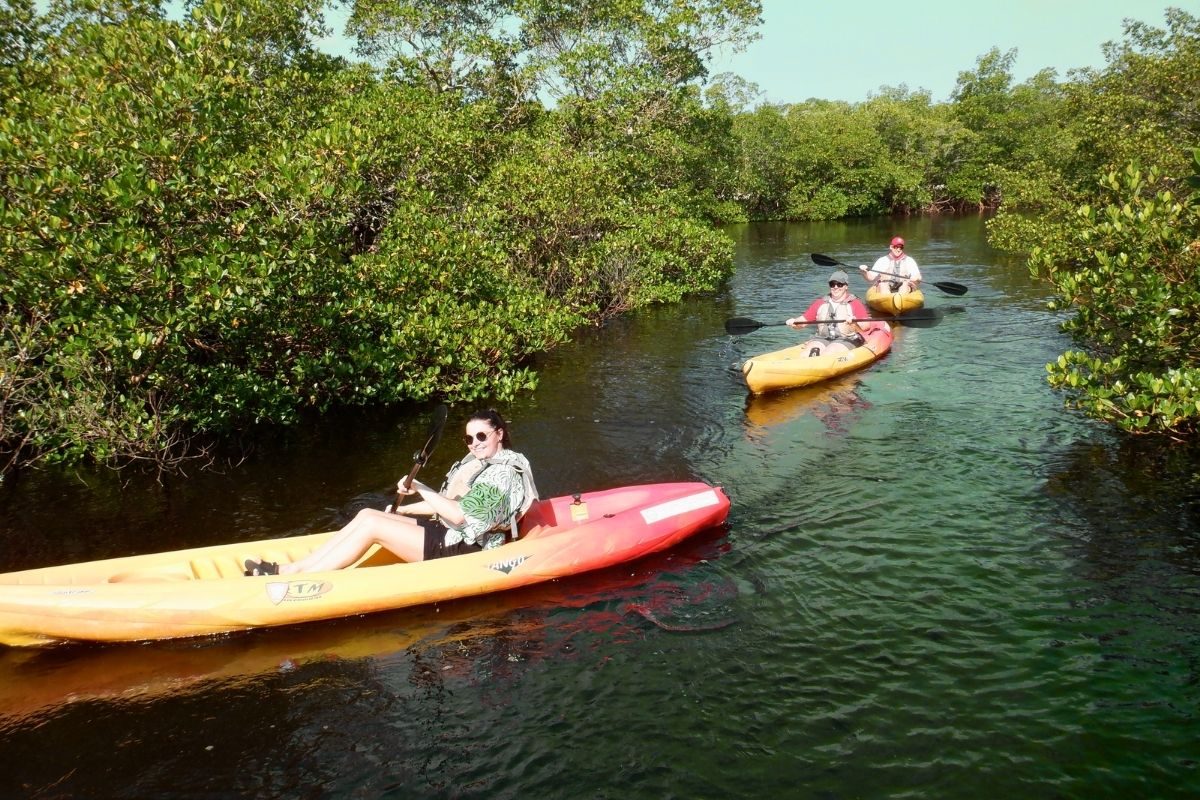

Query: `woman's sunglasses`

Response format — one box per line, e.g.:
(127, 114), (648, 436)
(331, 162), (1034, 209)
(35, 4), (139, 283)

(463, 430), (495, 445)
(829, 281), (847, 288)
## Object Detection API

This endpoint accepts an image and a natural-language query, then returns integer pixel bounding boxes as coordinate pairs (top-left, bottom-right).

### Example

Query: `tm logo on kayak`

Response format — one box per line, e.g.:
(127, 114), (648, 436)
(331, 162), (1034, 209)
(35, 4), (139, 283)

(489, 555), (529, 575)
(266, 580), (330, 605)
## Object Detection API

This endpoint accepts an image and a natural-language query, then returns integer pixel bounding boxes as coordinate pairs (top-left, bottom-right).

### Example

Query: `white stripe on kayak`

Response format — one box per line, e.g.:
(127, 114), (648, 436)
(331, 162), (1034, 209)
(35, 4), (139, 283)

(640, 489), (721, 524)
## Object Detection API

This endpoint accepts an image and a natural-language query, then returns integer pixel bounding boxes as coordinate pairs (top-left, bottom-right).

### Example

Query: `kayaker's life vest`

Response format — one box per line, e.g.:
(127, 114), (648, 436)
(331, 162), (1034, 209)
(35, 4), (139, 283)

(873, 254), (918, 290)
(441, 451), (539, 541)
(815, 295), (858, 340)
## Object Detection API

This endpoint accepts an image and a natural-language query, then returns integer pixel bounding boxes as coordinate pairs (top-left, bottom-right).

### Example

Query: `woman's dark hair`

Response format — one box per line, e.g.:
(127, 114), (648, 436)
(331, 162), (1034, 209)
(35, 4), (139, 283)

(470, 408), (511, 447)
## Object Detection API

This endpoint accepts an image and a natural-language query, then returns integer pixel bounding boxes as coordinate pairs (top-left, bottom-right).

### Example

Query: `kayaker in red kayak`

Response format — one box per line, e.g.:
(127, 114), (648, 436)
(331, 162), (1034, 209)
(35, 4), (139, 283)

(244, 409), (536, 575)
(784, 270), (874, 357)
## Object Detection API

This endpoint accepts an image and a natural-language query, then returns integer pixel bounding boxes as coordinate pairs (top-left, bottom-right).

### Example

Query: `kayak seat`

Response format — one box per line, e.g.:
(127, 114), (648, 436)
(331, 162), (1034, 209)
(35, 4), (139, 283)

(517, 498), (560, 540)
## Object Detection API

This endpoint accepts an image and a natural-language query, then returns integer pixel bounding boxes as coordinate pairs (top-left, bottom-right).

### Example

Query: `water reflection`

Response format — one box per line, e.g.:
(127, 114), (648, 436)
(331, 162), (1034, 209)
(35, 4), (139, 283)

(0, 529), (738, 795)
(0, 529), (732, 723)
(743, 374), (871, 432)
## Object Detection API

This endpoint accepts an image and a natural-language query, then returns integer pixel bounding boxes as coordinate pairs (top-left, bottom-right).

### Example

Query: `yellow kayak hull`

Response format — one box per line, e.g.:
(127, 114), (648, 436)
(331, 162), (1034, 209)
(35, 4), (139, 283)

(0, 483), (730, 647)
(741, 326), (893, 395)
(866, 286), (925, 315)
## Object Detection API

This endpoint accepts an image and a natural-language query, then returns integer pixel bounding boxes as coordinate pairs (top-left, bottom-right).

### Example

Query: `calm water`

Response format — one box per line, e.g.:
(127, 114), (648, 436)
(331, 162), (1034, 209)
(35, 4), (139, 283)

(2, 216), (1199, 798)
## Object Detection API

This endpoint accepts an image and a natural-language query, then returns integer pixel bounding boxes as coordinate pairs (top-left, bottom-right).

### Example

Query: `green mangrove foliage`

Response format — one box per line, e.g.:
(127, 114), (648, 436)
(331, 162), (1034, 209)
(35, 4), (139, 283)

(722, 51), (1067, 221)
(4, 0), (1197, 473)
(1, 0), (758, 472)
(1031, 166), (1200, 435)
(988, 9), (1200, 435)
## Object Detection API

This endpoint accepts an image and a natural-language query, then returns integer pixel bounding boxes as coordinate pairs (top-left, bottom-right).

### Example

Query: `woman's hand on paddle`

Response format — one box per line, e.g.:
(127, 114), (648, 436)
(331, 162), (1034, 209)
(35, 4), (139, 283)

(785, 317), (808, 329)
(395, 479), (427, 497)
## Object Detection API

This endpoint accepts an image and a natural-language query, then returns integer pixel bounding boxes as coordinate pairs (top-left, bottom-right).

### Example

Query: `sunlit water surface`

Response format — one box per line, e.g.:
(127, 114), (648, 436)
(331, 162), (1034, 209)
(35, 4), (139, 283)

(2, 216), (1198, 798)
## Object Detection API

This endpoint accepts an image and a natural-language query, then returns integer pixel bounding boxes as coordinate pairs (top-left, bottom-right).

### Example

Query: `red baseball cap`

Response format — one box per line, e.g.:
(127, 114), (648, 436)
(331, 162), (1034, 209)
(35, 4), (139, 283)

(890, 237), (905, 247)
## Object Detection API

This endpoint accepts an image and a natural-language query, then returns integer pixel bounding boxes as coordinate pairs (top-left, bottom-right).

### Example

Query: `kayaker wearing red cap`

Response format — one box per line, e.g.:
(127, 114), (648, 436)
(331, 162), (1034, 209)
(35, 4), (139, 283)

(860, 236), (922, 294)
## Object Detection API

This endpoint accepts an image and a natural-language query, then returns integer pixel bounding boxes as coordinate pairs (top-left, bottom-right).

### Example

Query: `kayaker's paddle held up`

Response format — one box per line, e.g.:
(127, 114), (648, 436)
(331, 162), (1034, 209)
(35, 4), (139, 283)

(391, 403), (448, 513)
(810, 252), (968, 297)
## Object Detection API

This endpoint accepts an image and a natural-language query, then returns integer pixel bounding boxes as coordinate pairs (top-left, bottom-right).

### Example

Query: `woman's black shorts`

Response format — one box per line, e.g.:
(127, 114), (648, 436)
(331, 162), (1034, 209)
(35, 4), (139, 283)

(418, 518), (481, 561)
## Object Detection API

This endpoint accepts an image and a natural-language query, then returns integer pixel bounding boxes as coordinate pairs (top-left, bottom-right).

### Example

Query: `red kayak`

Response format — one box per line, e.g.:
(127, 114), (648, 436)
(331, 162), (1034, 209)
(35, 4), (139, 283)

(0, 482), (731, 646)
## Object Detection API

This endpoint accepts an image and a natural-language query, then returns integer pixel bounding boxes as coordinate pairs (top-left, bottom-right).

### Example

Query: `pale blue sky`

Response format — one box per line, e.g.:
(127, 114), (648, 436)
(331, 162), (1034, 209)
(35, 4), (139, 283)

(711, 0), (1199, 104)
(315, 0), (1199, 105)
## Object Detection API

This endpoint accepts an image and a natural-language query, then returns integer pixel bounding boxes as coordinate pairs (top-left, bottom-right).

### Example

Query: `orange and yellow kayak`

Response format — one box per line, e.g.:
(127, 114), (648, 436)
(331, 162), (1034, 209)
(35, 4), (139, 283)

(740, 325), (893, 395)
(0, 483), (730, 647)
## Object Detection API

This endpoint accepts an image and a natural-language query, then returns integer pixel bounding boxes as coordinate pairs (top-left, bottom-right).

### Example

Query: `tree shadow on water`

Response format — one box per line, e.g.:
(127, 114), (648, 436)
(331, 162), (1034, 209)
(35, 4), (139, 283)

(1043, 435), (1200, 581)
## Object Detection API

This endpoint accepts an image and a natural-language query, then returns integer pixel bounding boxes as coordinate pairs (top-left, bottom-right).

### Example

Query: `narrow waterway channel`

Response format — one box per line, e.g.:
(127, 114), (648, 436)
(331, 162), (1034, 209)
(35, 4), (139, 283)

(1, 215), (1198, 798)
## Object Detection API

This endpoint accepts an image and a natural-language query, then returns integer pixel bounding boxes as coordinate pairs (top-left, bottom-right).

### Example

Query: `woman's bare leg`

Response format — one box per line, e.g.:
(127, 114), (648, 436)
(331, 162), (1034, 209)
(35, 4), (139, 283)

(280, 509), (427, 574)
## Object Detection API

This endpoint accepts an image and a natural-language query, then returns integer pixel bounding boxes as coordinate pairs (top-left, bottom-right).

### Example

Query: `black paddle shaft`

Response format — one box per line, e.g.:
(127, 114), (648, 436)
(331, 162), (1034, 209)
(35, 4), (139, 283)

(725, 311), (945, 336)
(810, 253), (968, 296)
(392, 404), (449, 513)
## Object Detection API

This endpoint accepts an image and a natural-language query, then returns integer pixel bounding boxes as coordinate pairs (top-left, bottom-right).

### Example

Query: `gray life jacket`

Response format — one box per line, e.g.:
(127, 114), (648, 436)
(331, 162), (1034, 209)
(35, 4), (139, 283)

(815, 295), (859, 340)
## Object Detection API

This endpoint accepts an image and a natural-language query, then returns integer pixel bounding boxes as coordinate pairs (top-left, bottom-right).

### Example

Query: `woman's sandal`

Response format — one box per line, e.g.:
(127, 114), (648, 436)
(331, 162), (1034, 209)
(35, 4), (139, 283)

(243, 558), (280, 577)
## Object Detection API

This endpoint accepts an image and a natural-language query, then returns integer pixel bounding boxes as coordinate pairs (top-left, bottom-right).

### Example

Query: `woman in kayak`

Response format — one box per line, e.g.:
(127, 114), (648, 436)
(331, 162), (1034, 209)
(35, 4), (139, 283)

(244, 409), (536, 575)
(784, 270), (874, 357)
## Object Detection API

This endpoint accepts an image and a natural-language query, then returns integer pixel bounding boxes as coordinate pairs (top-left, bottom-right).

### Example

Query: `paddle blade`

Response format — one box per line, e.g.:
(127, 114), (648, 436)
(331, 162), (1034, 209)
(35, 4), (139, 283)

(810, 253), (840, 267)
(415, 404), (449, 466)
(894, 309), (945, 328)
(933, 280), (969, 296)
(725, 317), (768, 335)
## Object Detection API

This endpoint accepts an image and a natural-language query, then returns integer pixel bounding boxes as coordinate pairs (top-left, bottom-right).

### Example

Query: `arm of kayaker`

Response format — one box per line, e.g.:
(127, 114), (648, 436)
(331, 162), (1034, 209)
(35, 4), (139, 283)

(787, 299), (824, 328)
(408, 480), (467, 527)
(905, 259), (922, 290)
(841, 299), (870, 336)
(392, 500), (435, 515)
(391, 482), (437, 515)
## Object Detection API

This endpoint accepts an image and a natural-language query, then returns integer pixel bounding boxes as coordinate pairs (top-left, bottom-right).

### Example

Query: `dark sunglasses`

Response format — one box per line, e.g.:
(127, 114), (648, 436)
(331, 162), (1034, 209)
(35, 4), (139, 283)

(829, 281), (847, 288)
(890, 245), (904, 250)
(463, 430), (495, 445)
